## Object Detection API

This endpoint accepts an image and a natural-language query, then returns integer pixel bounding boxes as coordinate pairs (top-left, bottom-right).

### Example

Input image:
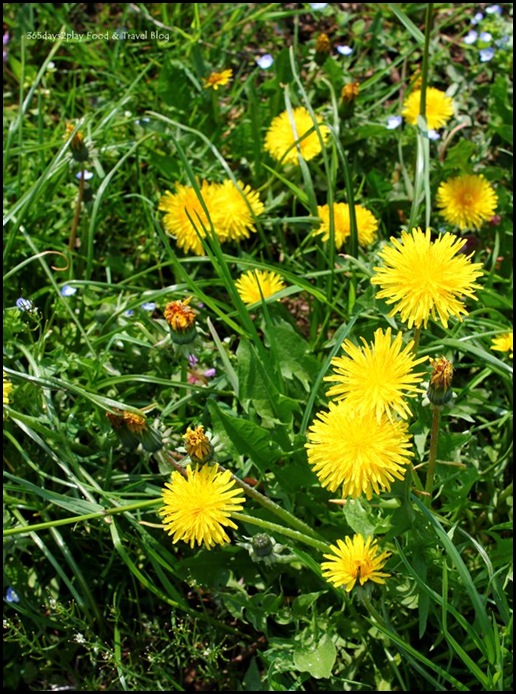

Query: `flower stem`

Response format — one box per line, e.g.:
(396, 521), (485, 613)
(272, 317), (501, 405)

(68, 166), (85, 252)
(232, 512), (330, 554)
(220, 464), (327, 543)
(3, 498), (162, 537)
(411, 326), (421, 355)
(425, 404), (442, 505)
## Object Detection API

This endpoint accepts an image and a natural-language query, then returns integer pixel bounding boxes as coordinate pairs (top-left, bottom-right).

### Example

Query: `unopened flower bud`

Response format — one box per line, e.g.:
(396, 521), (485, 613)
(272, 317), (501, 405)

(183, 425), (214, 464)
(427, 357), (454, 406)
(164, 297), (197, 345)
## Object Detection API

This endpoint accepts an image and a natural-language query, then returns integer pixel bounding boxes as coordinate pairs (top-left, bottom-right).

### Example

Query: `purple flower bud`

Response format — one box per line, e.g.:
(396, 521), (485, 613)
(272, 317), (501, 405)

(204, 368), (216, 378)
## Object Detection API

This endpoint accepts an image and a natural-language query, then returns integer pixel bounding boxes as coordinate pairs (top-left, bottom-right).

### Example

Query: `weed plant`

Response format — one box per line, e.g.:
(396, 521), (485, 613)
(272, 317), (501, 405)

(3, 3), (513, 691)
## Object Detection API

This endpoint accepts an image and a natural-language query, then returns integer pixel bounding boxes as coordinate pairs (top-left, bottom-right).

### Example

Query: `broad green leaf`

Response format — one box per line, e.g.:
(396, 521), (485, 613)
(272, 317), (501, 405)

(293, 634), (336, 679)
(207, 400), (282, 472)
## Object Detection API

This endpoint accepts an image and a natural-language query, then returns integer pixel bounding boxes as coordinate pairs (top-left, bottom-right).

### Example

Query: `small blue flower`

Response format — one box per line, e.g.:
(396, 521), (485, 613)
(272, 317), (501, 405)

(76, 170), (94, 180)
(141, 302), (156, 311)
(428, 130), (441, 141)
(485, 5), (503, 15)
(336, 45), (353, 56)
(495, 35), (509, 47)
(471, 12), (484, 25)
(123, 309), (134, 317)
(479, 46), (495, 62)
(16, 297), (34, 311)
(309, 3), (328, 10)
(61, 285), (77, 297)
(479, 31), (493, 42)
(5, 587), (20, 604)
(386, 115), (402, 130)
(464, 30), (478, 44)
(256, 54), (274, 69)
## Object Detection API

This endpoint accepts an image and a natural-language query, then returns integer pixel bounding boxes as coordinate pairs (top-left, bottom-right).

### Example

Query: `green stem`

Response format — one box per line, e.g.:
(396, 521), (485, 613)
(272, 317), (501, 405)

(407, 3), (433, 232)
(221, 465), (327, 543)
(3, 498), (161, 537)
(412, 326), (422, 355)
(425, 405), (442, 505)
(232, 512), (330, 554)
(68, 165), (85, 252)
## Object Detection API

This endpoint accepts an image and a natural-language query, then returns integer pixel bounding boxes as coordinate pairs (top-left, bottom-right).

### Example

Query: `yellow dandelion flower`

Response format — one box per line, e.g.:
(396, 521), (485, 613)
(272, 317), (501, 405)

(159, 465), (245, 549)
(184, 425), (214, 464)
(491, 332), (513, 358)
(210, 180), (265, 243)
(3, 371), (13, 406)
(325, 328), (428, 421)
(306, 400), (413, 500)
(158, 181), (215, 256)
(371, 228), (484, 329)
(321, 534), (391, 592)
(264, 106), (330, 166)
(436, 174), (498, 230)
(235, 270), (286, 305)
(315, 202), (379, 248)
(402, 87), (454, 130)
(203, 69), (233, 91)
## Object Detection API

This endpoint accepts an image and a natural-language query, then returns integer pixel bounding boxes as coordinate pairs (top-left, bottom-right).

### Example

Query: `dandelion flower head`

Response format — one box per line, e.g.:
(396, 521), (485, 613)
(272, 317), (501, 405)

(315, 202), (379, 248)
(306, 400), (413, 500)
(210, 180), (265, 243)
(235, 270), (286, 305)
(402, 87), (454, 130)
(3, 371), (13, 406)
(371, 228), (484, 329)
(204, 69), (233, 90)
(264, 106), (330, 166)
(325, 328), (428, 421)
(159, 465), (245, 549)
(164, 297), (196, 332)
(159, 181), (215, 256)
(321, 534), (391, 592)
(436, 174), (498, 230)
(491, 332), (513, 358)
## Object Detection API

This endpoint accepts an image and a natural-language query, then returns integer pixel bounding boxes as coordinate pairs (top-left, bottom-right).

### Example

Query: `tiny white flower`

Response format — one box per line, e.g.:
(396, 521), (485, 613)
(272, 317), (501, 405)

(463, 30), (478, 45)
(256, 54), (274, 69)
(76, 170), (94, 180)
(428, 130), (440, 141)
(386, 115), (402, 130)
(336, 45), (353, 56)
(309, 3), (328, 10)
(61, 285), (78, 297)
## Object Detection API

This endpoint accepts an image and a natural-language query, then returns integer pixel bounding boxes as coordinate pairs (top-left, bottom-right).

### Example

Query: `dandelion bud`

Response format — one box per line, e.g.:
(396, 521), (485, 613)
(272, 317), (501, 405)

(252, 533), (275, 558)
(106, 409), (162, 452)
(64, 122), (89, 163)
(339, 82), (360, 120)
(239, 534), (290, 565)
(427, 357), (454, 407)
(164, 297), (197, 345)
(183, 425), (214, 464)
(314, 33), (331, 65)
